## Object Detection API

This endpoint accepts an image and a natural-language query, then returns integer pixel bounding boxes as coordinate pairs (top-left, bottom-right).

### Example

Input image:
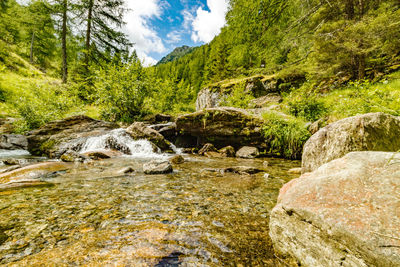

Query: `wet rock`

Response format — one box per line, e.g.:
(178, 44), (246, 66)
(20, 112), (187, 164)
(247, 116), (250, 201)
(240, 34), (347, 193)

(83, 150), (123, 160)
(27, 115), (119, 158)
(169, 155), (184, 165)
(118, 167), (135, 175)
(218, 146), (235, 157)
(198, 143), (217, 155)
(287, 168), (302, 174)
(149, 122), (177, 141)
(270, 152), (400, 267)
(204, 152), (224, 158)
(143, 160), (173, 175)
(0, 161), (70, 185)
(126, 122), (172, 151)
(3, 158), (20, 166)
(0, 134), (28, 150)
(176, 107), (264, 149)
(60, 150), (89, 162)
(263, 161), (269, 168)
(0, 165), (21, 174)
(302, 113), (400, 173)
(236, 146), (259, 159)
(204, 166), (263, 175)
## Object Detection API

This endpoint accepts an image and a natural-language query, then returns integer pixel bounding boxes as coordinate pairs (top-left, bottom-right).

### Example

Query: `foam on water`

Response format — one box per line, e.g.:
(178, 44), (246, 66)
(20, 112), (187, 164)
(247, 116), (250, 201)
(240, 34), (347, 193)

(0, 149), (31, 159)
(79, 129), (168, 159)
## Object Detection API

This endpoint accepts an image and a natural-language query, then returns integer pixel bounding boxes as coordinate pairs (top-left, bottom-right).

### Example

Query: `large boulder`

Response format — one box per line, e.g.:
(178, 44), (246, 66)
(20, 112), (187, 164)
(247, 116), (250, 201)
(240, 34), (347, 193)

(0, 134), (28, 150)
(27, 116), (118, 158)
(126, 122), (172, 151)
(176, 107), (265, 149)
(270, 152), (400, 267)
(236, 146), (260, 159)
(302, 113), (400, 173)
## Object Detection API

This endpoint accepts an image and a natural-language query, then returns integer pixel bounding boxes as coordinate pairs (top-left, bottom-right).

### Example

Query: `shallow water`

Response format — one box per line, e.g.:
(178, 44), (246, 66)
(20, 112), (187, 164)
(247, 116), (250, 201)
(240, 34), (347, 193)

(0, 155), (299, 266)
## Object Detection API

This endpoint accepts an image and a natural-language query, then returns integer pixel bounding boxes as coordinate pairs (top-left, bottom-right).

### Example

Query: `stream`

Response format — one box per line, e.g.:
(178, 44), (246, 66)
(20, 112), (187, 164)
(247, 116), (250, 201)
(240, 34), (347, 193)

(0, 151), (299, 266)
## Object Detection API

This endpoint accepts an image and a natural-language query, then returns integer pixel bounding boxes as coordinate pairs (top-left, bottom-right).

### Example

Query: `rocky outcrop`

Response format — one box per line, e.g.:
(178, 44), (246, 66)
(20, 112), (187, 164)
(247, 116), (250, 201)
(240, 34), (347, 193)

(236, 146), (259, 159)
(143, 160), (173, 175)
(196, 88), (224, 111)
(250, 93), (283, 108)
(176, 107), (265, 149)
(270, 152), (400, 267)
(302, 113), (400, 173)
(0, 134), (28, 150)
(27, 116), (118, 158)
(126, 122), (172, 151)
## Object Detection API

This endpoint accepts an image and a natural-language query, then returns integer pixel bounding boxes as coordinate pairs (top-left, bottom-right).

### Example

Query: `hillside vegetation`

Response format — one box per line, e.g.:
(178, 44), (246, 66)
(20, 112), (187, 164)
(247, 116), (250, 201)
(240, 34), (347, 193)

(0, 0), (399, 139)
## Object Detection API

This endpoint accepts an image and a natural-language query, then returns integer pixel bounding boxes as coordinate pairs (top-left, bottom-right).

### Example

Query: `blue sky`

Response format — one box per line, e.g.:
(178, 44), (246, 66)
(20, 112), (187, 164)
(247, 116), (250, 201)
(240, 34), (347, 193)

(124, 0), (229, 65)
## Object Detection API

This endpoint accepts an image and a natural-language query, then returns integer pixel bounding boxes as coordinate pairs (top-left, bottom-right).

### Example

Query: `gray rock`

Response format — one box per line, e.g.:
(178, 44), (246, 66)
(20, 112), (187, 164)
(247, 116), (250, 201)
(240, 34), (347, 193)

(169, 155), (184, 164)
(143, 160), (173, 175)
(236, 146), (259, 159)
(118, 167), (135, 174)
(0, 134), (28, 150)
(198, 143), (217, 155)
(60, 150), (89, 162)
(196, 88), (224, 111)
(218, 146), (235, 157)
(250, 93), (283, 108)
(176, 107), (265, 149)
(302, 112), (400, 173)
(126, 122), (172, 151)
(270, 151), (400, 267)
(27, 115), (119, 158)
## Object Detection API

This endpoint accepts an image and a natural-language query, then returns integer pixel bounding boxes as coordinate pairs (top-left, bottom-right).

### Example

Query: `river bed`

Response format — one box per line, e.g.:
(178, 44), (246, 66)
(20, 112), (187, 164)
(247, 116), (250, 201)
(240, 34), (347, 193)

(0, 154), (299, 266)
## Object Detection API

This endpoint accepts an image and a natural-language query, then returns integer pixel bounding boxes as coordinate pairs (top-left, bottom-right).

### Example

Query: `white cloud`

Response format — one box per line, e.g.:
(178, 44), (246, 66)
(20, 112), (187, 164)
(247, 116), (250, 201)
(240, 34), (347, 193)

(191, 0), (229, 43)
(124, 0), (167, 66)
(166, 31), (183, 44)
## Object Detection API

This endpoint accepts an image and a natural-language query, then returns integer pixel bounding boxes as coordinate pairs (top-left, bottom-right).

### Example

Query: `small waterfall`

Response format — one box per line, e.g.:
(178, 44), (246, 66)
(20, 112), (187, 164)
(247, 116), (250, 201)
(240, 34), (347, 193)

(79, 129), (167, 159)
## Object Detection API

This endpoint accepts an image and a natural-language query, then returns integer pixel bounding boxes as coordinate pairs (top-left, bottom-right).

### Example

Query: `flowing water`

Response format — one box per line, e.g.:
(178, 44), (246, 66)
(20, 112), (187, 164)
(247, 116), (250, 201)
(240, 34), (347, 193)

(0, 152), (300, 266)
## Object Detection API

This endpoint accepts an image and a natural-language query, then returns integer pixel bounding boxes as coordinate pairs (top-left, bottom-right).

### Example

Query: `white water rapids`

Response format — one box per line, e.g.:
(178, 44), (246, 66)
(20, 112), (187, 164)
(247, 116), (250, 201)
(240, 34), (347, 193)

(79, 129), (175, 159)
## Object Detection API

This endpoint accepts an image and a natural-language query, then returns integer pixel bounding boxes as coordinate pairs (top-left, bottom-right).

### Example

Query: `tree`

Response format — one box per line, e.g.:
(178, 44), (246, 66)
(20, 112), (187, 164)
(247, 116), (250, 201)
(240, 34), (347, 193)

(80, 0), (131, 71)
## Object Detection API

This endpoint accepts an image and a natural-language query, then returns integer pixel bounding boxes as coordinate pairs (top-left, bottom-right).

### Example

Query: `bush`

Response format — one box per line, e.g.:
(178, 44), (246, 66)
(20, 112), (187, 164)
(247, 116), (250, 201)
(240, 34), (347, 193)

(288, 97), (327, 122)
(262, 112), (311, 159)
(94, 56), (151, 122)
(8, 82), (79, 132)
(221, 81), (254, 108)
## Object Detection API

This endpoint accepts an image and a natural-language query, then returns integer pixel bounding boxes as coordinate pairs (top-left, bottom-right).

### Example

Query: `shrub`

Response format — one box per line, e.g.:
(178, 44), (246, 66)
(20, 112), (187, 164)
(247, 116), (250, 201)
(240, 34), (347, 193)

(288, 97), (327, 122)
(94, 56), (151, 122)
(262, 111), (311, 159)
(221, 81), (255, 108)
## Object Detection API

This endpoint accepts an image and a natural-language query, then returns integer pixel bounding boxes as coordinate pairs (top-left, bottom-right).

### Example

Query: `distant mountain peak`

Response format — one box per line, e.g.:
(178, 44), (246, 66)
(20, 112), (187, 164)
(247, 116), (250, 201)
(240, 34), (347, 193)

(157, 45), (195, 65)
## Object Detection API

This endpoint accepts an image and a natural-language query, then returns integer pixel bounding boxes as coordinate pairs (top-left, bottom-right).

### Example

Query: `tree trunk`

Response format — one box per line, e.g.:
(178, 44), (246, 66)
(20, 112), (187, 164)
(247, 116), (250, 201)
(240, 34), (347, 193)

(345, 0), (355, 20)
(30, 32), (35, 64)
(84, 0), (94, 71)
(358, 54), (366, 80)
(62, 0), (68, 84)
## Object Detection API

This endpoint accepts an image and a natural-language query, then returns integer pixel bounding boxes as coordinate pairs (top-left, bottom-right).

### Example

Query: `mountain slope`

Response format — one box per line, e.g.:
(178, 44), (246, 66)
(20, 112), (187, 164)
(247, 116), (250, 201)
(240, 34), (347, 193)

(157, 45), (195, 65)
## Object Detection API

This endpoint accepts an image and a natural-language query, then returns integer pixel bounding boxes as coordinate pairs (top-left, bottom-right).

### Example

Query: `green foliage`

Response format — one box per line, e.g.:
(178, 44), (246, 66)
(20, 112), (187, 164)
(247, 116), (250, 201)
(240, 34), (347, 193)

(262, 111), (311, 159)
(157, 46), (195, 65)
(93, 56), (150, 122)
(1, 73), (80, 132)
(288, 96), (327, 121)
(221, 82), (255, 109)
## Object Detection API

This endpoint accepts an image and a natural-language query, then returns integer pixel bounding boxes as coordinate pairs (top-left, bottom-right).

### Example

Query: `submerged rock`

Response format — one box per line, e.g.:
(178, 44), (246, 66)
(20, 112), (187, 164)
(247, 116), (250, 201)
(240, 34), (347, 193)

(27, 115), (118, 158)
(198, 143), (217, 155)
(143, 160), (173, 175)
(270, 151), (400, 267)
(83, 150), (123, 160)
(0, 161), (70, 190)
(61, 150), (89, 162)
(176, 107), (264, 149)
(118, 167), (135, 175)
(169, 155), (184, 165)
(236, 146), (259, 159)
(302, 112), (400, 173)
(204, 166), (264, 175)
(218, 146), (235, 157)
(126, 122), (172, 151)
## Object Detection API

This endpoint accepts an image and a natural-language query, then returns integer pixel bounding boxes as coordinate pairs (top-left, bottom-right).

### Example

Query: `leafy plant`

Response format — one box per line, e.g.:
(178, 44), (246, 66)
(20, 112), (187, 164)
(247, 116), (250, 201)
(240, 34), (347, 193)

(262, 111), (311, 159)
(221, 81), (255, 109)
(288, 96), (327, 122)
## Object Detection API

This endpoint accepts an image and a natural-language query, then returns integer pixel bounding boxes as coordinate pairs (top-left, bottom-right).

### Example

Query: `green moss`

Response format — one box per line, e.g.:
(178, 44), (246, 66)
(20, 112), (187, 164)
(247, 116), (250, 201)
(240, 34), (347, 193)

(39, 139), (57, 156)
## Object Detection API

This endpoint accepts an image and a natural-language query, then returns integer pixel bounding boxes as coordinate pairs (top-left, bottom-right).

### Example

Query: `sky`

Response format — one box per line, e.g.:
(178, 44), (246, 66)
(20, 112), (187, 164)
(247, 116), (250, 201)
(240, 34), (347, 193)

(124, 0), (230, 65)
